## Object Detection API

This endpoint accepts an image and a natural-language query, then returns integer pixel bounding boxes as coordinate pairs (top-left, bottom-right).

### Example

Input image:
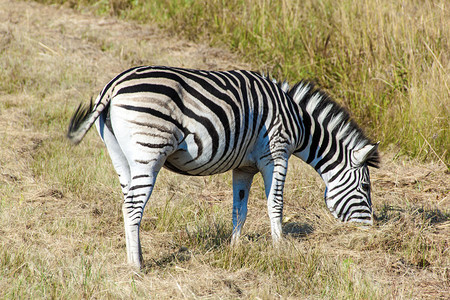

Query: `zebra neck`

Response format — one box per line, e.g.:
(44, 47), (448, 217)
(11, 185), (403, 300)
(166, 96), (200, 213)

(288, 81), (370, 182)
(293, 126), (348, 182)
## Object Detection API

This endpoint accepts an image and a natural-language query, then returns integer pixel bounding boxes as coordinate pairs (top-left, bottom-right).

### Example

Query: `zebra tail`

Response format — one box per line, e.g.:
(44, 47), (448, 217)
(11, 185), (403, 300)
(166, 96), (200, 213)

(67, 98), (97, 145)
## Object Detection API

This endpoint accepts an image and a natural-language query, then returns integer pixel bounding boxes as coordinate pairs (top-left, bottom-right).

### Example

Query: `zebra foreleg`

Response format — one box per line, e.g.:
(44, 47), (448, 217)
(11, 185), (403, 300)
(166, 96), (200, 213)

(231, 169), (255, 246)
(260, 157), (288, 243)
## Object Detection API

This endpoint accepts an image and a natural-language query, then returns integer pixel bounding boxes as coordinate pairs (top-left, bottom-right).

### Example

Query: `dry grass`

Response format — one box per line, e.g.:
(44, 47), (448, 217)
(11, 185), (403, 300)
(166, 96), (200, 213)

(0, 0), (448, 298)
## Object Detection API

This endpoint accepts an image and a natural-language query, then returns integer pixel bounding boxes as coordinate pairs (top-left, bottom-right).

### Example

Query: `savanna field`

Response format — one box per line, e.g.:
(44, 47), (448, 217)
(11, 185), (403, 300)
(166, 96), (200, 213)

(0, 0), (448, 298)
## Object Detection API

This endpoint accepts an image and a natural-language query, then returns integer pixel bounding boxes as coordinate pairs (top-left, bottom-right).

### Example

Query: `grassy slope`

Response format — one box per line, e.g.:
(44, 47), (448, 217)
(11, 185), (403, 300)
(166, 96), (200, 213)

(37, 0), (449, 165)
(0, 0), (448, 299)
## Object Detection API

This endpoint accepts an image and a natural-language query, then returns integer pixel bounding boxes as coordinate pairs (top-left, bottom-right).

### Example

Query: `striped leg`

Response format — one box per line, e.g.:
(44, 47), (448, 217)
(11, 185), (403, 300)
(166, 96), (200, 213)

(231, 169), (255, 245)
(107, 101), (179, 268)
(261, 158), (288, 243)
(123, 166), (160, 268)
(96, 118), (147, 267)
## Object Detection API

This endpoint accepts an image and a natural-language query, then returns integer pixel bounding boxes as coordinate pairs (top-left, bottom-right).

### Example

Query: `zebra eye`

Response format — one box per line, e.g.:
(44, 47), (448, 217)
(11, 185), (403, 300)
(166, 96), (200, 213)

(361, 182), (370, 191)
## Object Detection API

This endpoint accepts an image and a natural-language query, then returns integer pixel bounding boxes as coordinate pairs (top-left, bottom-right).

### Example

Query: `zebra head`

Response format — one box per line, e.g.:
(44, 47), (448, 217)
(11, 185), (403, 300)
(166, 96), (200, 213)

(323, 143), (379, 225)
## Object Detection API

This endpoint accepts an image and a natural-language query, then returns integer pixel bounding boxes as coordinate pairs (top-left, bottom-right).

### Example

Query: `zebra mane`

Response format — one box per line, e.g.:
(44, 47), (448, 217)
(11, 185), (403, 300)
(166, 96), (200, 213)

(260, 72), (290, 94)
(287, 80), (380, 168)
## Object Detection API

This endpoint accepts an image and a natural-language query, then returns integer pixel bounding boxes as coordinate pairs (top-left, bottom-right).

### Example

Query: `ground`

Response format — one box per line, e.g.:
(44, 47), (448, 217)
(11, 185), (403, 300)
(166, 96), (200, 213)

(0, 0), (448, 298)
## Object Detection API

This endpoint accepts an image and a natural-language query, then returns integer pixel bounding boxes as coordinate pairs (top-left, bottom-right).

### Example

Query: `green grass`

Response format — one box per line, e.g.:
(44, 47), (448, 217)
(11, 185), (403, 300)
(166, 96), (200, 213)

(36, 0), (449, 165)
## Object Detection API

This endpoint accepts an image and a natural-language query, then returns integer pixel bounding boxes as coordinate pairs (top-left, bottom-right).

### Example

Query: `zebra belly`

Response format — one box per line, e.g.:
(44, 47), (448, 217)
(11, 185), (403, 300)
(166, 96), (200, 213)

(164, 152), (255, 176)
(164, 133), (209, 175)
(164, 136), (233, 176)
(164, 131), (256, 176)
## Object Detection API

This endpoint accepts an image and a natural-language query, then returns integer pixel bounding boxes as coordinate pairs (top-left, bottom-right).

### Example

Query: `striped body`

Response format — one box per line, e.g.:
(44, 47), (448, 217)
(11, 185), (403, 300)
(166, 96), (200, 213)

(98, 66), (301, 175)
(68, 66), (379, 268)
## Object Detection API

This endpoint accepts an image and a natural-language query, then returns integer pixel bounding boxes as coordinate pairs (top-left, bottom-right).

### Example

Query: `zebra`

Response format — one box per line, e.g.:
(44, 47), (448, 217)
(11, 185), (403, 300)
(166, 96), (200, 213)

(67, 66), (379, 269)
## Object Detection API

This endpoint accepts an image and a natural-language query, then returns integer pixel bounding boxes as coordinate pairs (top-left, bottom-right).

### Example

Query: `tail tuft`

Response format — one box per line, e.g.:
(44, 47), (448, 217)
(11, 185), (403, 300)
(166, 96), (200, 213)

(67, 98), (94, 145)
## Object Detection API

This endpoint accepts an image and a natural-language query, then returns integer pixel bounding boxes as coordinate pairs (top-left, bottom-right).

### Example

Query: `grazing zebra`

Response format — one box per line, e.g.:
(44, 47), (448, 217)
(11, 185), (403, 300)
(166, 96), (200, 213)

(68, 66), (379, 268)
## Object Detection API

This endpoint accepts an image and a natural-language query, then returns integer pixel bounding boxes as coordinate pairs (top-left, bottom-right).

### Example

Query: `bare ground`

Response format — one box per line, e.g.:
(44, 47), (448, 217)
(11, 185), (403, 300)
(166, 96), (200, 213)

(0, 0), (448, 298)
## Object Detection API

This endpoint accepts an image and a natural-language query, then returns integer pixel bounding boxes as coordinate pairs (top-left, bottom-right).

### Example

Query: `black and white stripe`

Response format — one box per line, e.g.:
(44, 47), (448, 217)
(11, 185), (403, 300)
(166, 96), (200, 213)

(68, 66), (379, 268)
(287, 82), (379, 223)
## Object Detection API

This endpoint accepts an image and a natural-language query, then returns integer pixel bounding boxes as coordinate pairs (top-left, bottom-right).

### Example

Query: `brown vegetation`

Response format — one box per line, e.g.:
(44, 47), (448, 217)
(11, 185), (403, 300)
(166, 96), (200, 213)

(0, 0), (448, 298)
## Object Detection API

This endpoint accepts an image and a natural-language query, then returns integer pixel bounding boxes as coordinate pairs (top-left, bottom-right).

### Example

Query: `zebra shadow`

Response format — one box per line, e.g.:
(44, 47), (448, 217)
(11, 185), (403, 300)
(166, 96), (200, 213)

(143, 246), (192, 272)
(282, 222), (314, 238)
(241, 222), (314, 242)
(143, 223), (230, 271)
(142, 222), (315, 271)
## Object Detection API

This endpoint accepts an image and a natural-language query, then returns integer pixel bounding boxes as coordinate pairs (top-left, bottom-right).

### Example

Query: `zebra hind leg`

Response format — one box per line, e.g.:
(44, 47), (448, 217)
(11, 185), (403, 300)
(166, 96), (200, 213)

(96, 119), (148, 268)
(97, 119), (131, 197)
(118, 134), (173, 268)
(96, 119), (145, 266)
(105, 103), (177, 268)
(122, 160), (163, 269)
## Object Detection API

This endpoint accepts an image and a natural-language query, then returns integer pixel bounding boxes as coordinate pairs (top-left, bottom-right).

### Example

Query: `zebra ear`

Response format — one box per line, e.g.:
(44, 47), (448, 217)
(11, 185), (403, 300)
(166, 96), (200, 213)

(353, 142), (380, 167)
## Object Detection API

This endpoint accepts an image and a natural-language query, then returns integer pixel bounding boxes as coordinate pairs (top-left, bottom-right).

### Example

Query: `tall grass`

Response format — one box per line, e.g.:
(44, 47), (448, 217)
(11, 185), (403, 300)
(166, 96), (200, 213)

(36, 0), (449, 164)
